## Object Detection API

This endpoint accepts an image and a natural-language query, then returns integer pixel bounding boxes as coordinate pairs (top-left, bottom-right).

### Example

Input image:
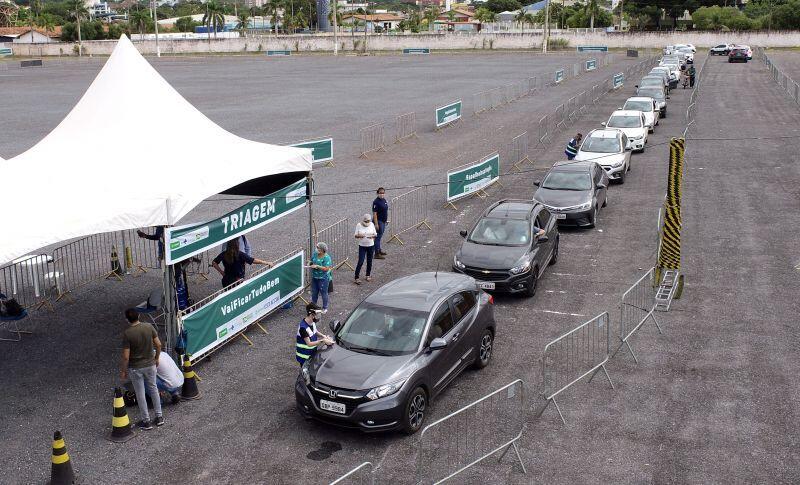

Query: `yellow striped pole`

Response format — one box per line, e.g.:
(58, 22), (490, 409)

(656, 137), (685, 297)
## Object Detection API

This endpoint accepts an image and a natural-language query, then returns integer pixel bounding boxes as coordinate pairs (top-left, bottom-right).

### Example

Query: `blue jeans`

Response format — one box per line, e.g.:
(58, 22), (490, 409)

(129, 365), (162, 421)
(311, 277), (329, 310)
(375, 221), (387, 252)
(157, 376), (181, 399)
(355, 246), (374, 279)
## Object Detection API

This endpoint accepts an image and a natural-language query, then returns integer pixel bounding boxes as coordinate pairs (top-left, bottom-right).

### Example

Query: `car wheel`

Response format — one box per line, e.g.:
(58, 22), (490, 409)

(524, 268), (539, 298)
(618, 169), (626, 184)
(549, 236), (559, 265)
(473, 329), (494, 369)
(589, 206), (598, 228)
(402, 387), (427, 435)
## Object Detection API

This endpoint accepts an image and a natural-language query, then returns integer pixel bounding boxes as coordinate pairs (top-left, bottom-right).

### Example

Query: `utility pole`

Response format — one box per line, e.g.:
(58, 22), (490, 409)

(332, 0), (338, 55)
(363, 2), (368, 54)
(543, 0), (549, 53)
(152, 0), (160, 57)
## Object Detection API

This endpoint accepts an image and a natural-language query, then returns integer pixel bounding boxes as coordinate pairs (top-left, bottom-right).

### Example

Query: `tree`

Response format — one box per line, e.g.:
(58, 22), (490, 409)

(264, 0), (281, 34)
(328, 7), (343, 31)
(28, 0), (41, 43)
(423, 6), (438, 32)
(475, 6), (497, 31)
(485, 0), (521, 14)
(514, 9), (526, 30)
(129, 8), (151, 37)
(66, 0), (87, 55)
(203, 1), (225, 39)
(584, 0), (599, 28)
(236, 11), (250, 36)
(107, 22), (124, 39)
(175, 16), (198, 32)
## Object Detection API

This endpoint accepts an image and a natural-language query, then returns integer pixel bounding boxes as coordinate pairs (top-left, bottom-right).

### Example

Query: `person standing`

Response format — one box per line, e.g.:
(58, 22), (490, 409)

(120, 308), (164, 430)
(295, 303), (334, 365)
(308, 242), (333, 313)
(354, 214), (377, 285)
(212, 239), (273, 289)
(565, 133), (582, 160)
(372, 187), (389, 259)
(688, 64), (696, 88)
(137, 226), (165, 261)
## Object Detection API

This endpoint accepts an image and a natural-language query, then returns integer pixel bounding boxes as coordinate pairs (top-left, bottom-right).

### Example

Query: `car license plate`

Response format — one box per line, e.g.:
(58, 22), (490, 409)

(478, 282), (495, 290)
(555, 213), (567, 219)
(320, 399), (346, 414)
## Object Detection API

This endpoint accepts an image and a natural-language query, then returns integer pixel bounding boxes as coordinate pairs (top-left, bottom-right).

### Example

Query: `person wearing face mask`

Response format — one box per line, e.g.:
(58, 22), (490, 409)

(354, 213), (377, 285)
(372, 187), (389, 259)
(295, 303), (334, 365)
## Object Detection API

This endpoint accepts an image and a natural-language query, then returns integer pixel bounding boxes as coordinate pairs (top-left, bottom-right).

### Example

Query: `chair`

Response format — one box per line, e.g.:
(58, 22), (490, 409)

(0, 293), (31, 342)
(135, 288), (165, 326)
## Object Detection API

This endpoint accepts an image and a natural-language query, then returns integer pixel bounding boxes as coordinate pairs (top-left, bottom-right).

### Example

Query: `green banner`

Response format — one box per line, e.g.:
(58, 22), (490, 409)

(165, 179), (307, 264)
(555, 69), (565, 84)
(182, 252), (305, 360)
(585, 59), (597, 71)
(403, 48), (430, 54)
(267, 50), (291, 56)
(0, 47), (12, 56)
(289, 138), (333, 165)
(613, 72), (625, 89)
(577, 45), (608, 52)
(435, 99), (462, 128)
(447, 154), (500, 202)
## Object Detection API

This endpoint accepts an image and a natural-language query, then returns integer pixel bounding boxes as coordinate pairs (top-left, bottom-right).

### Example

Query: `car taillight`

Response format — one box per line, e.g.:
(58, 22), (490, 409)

(488, 295), (494, 305)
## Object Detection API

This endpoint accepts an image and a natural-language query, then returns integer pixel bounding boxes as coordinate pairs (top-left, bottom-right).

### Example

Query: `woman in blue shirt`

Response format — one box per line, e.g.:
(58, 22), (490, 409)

(308, 242), (333, 313)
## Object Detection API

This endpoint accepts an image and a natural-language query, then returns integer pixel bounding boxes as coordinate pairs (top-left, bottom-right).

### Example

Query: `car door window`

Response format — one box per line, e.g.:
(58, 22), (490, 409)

(426, 302), (454, 346)
(449, 291), (476, 323)
(536, 209), (550, 229)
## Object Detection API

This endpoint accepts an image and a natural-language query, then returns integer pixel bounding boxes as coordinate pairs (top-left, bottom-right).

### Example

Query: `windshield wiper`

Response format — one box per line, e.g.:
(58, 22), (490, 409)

(346, 344), (391, 356)
(544, 187), (582, 191)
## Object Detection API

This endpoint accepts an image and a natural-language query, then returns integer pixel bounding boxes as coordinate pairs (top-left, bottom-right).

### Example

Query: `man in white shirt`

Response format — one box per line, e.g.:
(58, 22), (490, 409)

(354, 213), (378, 285)
(155, 351), (184, 405)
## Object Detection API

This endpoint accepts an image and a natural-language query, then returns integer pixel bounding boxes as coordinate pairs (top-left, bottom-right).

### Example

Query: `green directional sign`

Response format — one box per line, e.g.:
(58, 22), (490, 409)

(267, 50), (291, 56)
(435, 99), (462, 129)
(289, 137), (333, 165)
(182, 252), (304, 360)
(577, 45), (608, 52)
(585, 58), (597, 71)
(0, 47), (12, 57)
(613, 72), (625, 89)
(555, 69), (565, 84)
(165, 178), (308, 264)
(447, 154), (500, 202)
(403, 48), (430, 54)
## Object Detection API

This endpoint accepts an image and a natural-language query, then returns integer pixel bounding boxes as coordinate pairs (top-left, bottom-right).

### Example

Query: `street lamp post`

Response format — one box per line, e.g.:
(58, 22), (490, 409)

(152, 0), (161, 57)
(332, 0), (338, 55)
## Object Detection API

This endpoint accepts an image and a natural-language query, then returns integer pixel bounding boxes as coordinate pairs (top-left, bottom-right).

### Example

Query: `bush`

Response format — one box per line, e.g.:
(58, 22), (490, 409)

(175, 16), (199, 32)
(549, 37), (570, 50)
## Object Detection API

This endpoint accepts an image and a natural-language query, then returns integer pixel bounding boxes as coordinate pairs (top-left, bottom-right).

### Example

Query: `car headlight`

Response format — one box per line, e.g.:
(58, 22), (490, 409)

(301, 364), (311, 386)
(632, 134), (643, 140)
(453, 254), (465, 270)
(612, 159), (624, 168)
(509, 259), (532, 275)
(366, 379), (406, 401)
(577, 201), (593, 210)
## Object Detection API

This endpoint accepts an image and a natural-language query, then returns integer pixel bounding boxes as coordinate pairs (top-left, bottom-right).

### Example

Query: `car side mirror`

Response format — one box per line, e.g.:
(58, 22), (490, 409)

(596, 183), (607, 189)
(533, 180), (541, 186)
(459, 229), (468, 238)
(625, 146), (632, 151)
(634, 85), (639, 88)
(329, 319), (340, 333)
(537, 236), (549, 244)
(429, 338), (448, 351)
(666, 95), (671, 99)
(600, 122), (606, 126)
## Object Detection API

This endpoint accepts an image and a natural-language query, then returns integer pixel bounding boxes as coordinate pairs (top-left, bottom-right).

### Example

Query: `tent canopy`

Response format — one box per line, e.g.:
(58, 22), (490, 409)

(0, 35), (312, 265)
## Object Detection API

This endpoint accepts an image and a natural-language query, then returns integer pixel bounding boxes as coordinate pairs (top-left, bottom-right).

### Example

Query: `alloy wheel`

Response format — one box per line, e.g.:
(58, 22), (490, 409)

(479, 333), (493, 363)
(409, 394), (426, 430)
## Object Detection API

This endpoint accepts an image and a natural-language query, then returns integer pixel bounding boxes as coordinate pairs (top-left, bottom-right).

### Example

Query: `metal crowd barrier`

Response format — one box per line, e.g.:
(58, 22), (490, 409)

(573, 62), (580, 78)
(509, 132), (531, 171)
(329, 462), (375, 485)
(472, 90), (492, 115)
(555, 103), (566, 129)
(387, 186), (431, 245)
(359, 122), (386, 158)
(537, 114), (550, 147)
(0, 254), (59, 311)
(51, 231), (123, 302)
(539, 312), (614, 424)
(417, 379), (527, 484)
(395, 112), (417, 143)
(311, 218), (354, 271)
(611, 268), (663, 364)
(118, 227), (162, 275)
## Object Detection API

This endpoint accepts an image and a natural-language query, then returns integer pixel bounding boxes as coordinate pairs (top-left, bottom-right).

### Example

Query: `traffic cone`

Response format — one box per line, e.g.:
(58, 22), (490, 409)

(49, 430), (75, 485)
(181, 355), (201, 401)
(108, 387), (135, 443)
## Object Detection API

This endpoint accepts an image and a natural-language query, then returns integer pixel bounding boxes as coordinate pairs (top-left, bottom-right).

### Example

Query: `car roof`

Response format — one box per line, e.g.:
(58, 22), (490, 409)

(586, 128), (621, 139)
(552, 160), (594, 171)
(485, 200), (536, 219)
(626, 96), (655, 103)
(609, 110), (642, 117)
(365, 272), (474, 312)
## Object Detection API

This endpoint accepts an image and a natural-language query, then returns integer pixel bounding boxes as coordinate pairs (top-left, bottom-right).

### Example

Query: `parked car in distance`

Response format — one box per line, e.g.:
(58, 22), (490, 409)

(684, 43), (697, 52)
(677, 47), (694, 63)
(574, 129), (631, 183)
(736, 44), (753, 59)
(651, 66), (678, 89)
(729, 47), (748, 63)
(533, 161), (609, 228)
(647, 69), (671, 93)
(452, 199), (558, 297)
(622, 96), (659, 132)
(603, 110), (648, 152)
(710, 44), (733, 55)
(636, 86), (668, 116)
(296, 272), (496, 434)
(639, 75), (669, 93)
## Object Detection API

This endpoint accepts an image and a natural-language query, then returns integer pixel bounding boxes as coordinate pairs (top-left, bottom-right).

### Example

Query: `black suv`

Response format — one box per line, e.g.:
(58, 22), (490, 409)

(452, 199), (558, 297)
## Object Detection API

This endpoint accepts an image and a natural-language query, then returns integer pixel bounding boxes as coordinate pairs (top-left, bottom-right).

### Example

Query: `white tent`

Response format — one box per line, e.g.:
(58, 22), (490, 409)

(0, 36), (312, 265)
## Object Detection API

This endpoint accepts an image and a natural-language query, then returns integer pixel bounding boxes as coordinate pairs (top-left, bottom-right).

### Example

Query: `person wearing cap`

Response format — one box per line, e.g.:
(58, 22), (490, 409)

(296, 303), (334, 365)
(308, 242), (333, 313)
(354, 213), (377, 285)
(372, 187), (389, 259)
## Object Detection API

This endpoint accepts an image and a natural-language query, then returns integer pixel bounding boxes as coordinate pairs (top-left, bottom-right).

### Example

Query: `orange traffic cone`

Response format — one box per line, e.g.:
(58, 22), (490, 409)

(181, 355), (201, 401)
(108, 387), (135, 443)
(49, 430), (76, 485)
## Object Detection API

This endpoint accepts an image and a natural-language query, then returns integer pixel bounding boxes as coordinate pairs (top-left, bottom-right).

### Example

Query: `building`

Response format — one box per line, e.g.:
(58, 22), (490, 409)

(341, 13), (406, 32)
(337, 1), (369, 12)
(435, 8), (478, 31)
(0, 26), (61, 43)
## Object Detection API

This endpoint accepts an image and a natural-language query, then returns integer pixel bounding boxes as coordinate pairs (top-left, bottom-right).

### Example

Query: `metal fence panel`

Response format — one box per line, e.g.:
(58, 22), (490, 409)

(0, 254), (60, 310)
(541, 312), (614, 424)
(311, 218), (353, 272)
(417, 380), (527, 484)
(119, 227), (162, 275)
(330, 462), (375, 485)
(612, 267), (663, 363)
(509, 132), (530, 170)
(538, 114), (549, 147)
(387, 186), (431, 245)
(395, 112), (416, 142)
(359, 122), (386, 158)
(51, 231), (123, 301)
(472, 90), (491, 115)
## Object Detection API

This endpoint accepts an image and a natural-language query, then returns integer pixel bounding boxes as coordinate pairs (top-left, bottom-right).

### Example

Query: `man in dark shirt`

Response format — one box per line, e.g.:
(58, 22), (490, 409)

(211, 238), (273, 288)
(372, 187), (389, 259)
(137, 226), (165, 261)
(120, 308), (164, 430)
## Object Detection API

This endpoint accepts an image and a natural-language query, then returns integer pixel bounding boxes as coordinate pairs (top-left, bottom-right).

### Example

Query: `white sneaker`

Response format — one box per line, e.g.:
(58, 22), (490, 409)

(322, 308), (328, 314)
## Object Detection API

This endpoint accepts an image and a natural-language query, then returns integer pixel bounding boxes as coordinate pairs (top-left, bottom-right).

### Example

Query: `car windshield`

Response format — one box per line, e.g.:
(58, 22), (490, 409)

(542, 171), (592, 191)
(639, 78), (662, 87)
(337, 302), (428, 356)
(608, 115), (642, 128)
(624, 100), (653, 112)
(469, 217), (531, 246)
(581, 136), (620, 153)
(638, 88), (663, 100)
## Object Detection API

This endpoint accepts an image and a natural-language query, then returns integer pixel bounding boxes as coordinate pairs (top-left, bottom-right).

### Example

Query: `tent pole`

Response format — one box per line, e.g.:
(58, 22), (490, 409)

(307, 173), (315, 261)
(163, 259), (177, 357)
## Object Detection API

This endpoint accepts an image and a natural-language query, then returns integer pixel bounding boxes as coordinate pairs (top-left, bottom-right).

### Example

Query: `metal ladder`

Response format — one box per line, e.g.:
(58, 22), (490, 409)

(655, 270), (679, 312)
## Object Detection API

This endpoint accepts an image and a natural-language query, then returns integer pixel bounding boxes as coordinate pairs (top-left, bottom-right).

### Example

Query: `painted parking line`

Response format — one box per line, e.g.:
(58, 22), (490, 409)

(536, 309), (586, 317)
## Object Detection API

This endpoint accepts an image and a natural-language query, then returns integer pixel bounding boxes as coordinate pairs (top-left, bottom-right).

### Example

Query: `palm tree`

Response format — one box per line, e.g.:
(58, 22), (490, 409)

(66, 0), (88, 56)
(264, 0), (281, 34)
(36, 12), (57, 38)
(514, 9), (526, 31)
(423, 6), (438, 32)
(523, 12), (535, 31)
(236, 11), (250, 37)
(474, 7), (496, 31)
(28, 0), (41, 43)
(129, 8), (150, 38)
(585, 0), (600, 29)
(203, 1), (226, 40)
(327, 6), (342, 32)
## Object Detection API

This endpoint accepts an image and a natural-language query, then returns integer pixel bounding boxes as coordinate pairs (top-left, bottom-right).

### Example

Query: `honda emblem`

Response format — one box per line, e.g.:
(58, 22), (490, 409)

(328, 389), (338, 399)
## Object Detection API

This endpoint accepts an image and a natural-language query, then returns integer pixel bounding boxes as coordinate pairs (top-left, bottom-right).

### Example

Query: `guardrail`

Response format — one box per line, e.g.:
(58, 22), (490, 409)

(330, 462), (375, 485)
(51, 231), (123, 302)
(359, 122), (386, 158)
(539, 312), (614, 424)
(387, 186), (431, 245)
(509, 132), (531, 172)
(0, 254), (59, 311)
(611, 268), (663, 364)
(417, 379), (527, 484)
(311, 218), (354, 272)
(758, 48), (800, 106)
(395, 112), (417, 143)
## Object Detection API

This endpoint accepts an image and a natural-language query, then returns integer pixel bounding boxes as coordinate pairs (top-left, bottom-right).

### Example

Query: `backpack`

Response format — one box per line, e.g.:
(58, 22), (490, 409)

(2, 298), (23, 317)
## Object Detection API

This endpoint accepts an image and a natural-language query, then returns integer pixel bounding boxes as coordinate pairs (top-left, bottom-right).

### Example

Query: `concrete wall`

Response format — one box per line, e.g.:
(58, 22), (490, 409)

(5, 30), (800, 57)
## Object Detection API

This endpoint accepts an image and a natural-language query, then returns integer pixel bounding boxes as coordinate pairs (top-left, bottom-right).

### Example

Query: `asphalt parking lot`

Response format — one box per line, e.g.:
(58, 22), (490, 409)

(1, 50), (799, 484)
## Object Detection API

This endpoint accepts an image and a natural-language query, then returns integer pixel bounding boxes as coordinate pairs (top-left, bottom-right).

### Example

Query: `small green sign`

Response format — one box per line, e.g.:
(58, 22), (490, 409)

(435, 99), (462, 129)
(267, 50), (291, 56)
(165, 178), (308, 264)
(447, 154), (500, 202)
(182, 252), (305, 360)
(403, 48), (430, 54)
(289, 137), (333, 165)
(0, 47), (12, 57)
(613, 72), (625, 89)
(577, 45), (608, 52)
(585, 59), (597, 71)
(555, 69), (565, 84)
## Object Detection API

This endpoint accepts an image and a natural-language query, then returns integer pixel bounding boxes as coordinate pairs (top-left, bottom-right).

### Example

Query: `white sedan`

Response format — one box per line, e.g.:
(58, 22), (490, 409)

(622, 97), (659, 132)
(603, 110), (648, 152)
(574, 129), (631, 183)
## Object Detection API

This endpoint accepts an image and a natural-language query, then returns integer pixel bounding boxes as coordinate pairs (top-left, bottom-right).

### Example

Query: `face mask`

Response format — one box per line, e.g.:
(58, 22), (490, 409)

(312, 315), (319, 323)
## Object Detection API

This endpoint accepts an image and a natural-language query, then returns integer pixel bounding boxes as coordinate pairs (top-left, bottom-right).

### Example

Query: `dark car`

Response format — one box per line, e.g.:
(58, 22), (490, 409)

(452, 199), (558, 297)
(729, 48), (748, 63)
(296, 272), (496, 434)
(533, 161), (608, 228)
(636, 86), (668, 117)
